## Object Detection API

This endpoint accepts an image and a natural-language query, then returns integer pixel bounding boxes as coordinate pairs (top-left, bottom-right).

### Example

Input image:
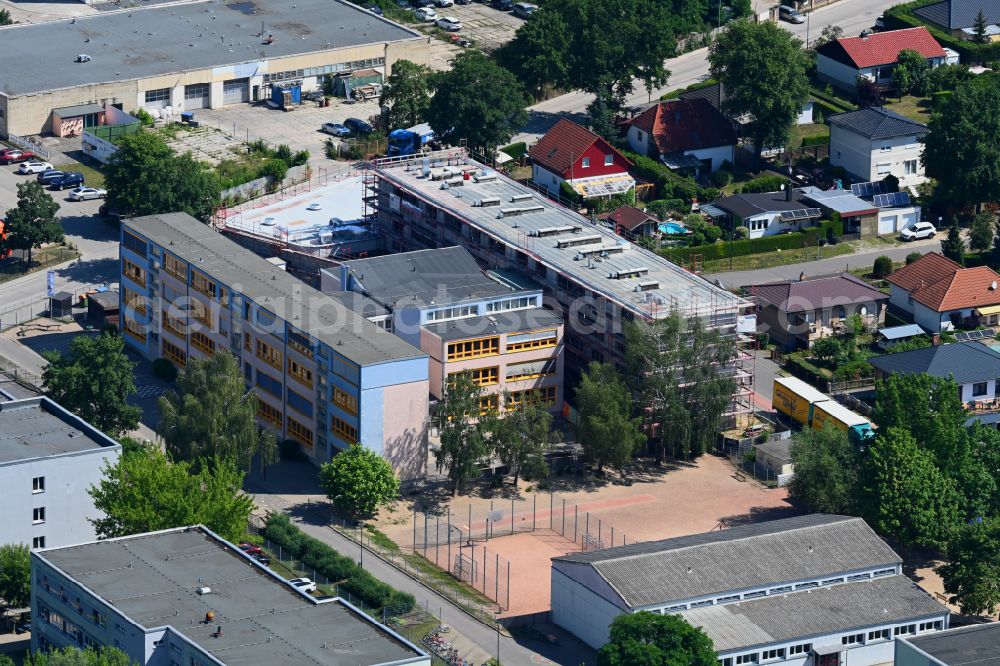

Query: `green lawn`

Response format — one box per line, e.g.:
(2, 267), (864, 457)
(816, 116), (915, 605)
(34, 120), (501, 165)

(884, 95), (933, 124)
(0, 246), (80, 284)
(52, 159), (106, 189)
(701, 242), (853, 273)
(788, 123), (830, 149)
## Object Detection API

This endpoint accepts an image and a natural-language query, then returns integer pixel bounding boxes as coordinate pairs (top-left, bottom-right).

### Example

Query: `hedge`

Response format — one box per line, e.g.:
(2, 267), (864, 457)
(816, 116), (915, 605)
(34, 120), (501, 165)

(263, 513), (415, 612)
(621, 149), (720, 202)
(885, 0), (1000, 63)
(660, 78), (719, 101)
(801, 134), (830, 148)
(666, 226), (828, 264)
(500, 142), (527, 159)
(736, 174), (789, 194)
(784, 354), (830, 390)
(809, 87), (857, 113)
(813, 97), (851, 120)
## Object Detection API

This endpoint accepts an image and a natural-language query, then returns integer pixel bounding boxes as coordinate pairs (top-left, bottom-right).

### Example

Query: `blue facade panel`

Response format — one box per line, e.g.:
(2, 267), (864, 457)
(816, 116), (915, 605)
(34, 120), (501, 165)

(359, 385), (385, 455)
(360, 356), (427, 390)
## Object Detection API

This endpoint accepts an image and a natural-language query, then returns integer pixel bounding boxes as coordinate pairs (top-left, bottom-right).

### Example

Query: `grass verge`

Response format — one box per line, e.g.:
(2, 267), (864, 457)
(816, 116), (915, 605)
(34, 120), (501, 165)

(0, 247), (80, 284)
(52, 159), (106, 189)
(702, 242), (852, 273)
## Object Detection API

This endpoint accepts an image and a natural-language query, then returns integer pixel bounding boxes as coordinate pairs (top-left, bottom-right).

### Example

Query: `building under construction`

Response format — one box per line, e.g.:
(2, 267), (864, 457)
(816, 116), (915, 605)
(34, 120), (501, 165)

(367, 150), (756, 425)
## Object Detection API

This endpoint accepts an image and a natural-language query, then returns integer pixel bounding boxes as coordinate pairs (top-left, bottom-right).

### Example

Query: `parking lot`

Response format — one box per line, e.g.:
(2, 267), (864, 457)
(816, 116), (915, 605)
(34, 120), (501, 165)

(409, 1), (524, 52)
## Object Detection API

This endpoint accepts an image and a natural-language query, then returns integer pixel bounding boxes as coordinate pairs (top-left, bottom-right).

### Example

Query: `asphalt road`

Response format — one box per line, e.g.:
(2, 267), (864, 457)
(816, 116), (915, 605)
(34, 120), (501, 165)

(512, 0), (900, 144)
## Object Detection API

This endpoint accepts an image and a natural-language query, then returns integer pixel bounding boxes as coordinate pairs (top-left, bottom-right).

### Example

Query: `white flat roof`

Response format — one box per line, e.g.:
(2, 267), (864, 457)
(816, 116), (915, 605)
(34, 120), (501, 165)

(814, 399), (870, 427)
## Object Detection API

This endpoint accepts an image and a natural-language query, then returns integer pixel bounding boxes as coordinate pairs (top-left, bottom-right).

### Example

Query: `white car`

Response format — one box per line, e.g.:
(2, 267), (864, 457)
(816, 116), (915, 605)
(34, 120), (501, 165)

(436, 16), (462, 30)
(288, 577), (317, 594)
(18, 161), (54, 174)
(433, 0), (453, 6)
(415, 6), (437, 20)
(900, 221), (937, 241)
(68, 186), (107, 201)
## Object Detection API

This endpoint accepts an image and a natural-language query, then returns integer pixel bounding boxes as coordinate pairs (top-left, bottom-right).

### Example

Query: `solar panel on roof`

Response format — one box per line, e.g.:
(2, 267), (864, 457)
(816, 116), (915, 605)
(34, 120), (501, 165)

(955, 329), (995, 342)
(851, 181), (890, 198)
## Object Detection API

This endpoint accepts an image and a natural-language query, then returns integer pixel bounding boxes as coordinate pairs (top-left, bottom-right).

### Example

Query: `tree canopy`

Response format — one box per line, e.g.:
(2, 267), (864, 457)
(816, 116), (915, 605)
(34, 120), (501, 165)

(1, 181), (62, 267)
(485, 393), (552, 485)
(574, 362), (644, 473)
(25, 646), (132, 666)
(42, 330), (141, 438)
(88, 447), (254, 543)
(893, 49), (930, 96)
(105, 131), (221, 221)
(434, 371), (490, 495)
(597, 612), (716, 666)
(970, 212), (996, 252)
(788, 422), (860, 515)
(709, 19), (810, 163)
(380, 59), (433, 130)
(938, 517), (1000, 615)
(157, 352), (277, 472)
(0, 544), (30, 613)
(319, 443), (399, 518)
(425, 51), (529, 156)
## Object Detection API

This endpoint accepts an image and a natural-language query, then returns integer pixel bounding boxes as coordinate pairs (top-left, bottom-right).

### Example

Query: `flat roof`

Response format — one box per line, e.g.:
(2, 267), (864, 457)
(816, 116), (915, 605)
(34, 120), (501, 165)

(375, 154), (746, 320)
(774, 376), (830, 405)
(37, 527), (425, 666)
(0, 374), (42, 402)
(124, 213), (426, 367)
(0, 397), (120, 465)
(0, 0), (421, 97)
(902, 622), (1000, 665)
(423, 307), (563, 342)
(681, 575), (946, 653)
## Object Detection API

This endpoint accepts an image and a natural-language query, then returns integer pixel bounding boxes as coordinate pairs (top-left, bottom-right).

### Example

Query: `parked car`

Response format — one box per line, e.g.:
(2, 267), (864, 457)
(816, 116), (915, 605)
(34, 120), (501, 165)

(18, 161), (53, 174)
(415, 6), (437, 20)
(436, 16), (462, 30)
(238, 542), (263, 556)
(344, 117), (374, 135)
(49, 172), (84, 190)
(512, 2), (536, 18)
(491, 0), (513, 9)
(68, 186), (106, 201)
(0, 148), (34, 164)
(37, 169), (65, 185)
(410, 0), (433, 7)
(873, 15), (886, 31)
(900, 221), (937, 241)
(252, 554), (271, 566)
(322, 122), (351, 137)
(778, 5), (806, 23)
(288, 577), (317, 594)
(433, 0), (453, 5)
(366, 3), (383, 14)
(456, 0), (472, 4)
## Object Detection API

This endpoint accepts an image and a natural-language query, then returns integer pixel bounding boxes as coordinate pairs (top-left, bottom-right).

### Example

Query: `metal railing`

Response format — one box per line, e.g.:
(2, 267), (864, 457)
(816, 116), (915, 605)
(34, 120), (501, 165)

(6, 133), (49, 160)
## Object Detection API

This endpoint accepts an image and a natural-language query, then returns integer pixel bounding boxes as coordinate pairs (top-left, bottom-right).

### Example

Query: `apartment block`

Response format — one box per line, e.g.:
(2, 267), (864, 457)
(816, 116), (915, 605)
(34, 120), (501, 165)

(322, 246), (564, 411)
(0, 396), (121, 550)
(119, 213), (430, 478)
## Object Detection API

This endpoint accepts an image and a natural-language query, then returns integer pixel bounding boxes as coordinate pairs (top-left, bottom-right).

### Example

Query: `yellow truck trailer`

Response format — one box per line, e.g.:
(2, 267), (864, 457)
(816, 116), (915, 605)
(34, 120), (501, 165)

(772, 377), (830, 427)
(811, 399), (875, 443)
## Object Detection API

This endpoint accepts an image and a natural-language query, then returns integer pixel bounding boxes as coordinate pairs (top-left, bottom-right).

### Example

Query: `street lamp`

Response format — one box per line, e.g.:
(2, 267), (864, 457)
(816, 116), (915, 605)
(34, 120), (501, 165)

(495, 610), (501, 664)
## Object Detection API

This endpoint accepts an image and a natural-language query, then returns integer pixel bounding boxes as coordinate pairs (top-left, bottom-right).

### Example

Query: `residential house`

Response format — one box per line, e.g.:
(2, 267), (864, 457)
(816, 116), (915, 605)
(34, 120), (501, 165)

(707, 188), (822, 239)
(885, 252), (1000, 331)
(321, 247), (564, 412)
(895, 621), (1000, 665)
(623, 98), (737, 175)
(750, 272), (889, 349)
(798, 185), (922, 237)
(869, 341), (1000, 406)
(551, 514), (949, 661)
(816, 27), (947, 91)
(678, 82), (815, 126)
(752, 438), (794, 486)
(914, 0), (1000, 40)
(598, 205), (660, 238)
(828, 108), (928, 187)
(529, 118), (634, 200)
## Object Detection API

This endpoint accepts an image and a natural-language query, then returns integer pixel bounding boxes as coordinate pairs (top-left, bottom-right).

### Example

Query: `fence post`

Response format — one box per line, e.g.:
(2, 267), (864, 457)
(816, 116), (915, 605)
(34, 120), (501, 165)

(412, 510), (416, 551)
(495, 552), (499, 601)
(435, 514), (440, 565)
(506, 561), (510, 611)
(549, 492), (553, 530)
(447, 507), (452, 575)
(423, 511), (428, 556)
(511, 498), (514, 536)
(532, 494), (536, 532)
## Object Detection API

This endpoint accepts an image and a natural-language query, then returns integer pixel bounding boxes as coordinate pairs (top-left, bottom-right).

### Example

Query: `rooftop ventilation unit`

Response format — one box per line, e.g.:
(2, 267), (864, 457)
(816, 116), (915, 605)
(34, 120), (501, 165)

(635, 280), (660, 292)
(576, 244), (626, 257)
(556, 235), (603, 248)
(531, 225), (582, 237)
(443, 176), (464, 187)
(478, 197), (501, 207)
(498, 205), (545, 218)
(474, 172), (496, 183)
(510, 194), (533, 203)
(197, 587), (212, 595)
(610, 267), (650, 280)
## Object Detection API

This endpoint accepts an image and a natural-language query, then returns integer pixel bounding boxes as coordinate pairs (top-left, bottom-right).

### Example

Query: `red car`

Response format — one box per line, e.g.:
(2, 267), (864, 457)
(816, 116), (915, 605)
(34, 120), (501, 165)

(0, 148), (34, 164)
(239, 542), (263, 556)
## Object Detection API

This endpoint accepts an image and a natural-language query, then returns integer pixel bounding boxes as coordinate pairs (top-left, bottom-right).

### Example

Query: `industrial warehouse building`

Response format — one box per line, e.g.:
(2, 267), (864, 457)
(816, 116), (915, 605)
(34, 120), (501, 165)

(0, 0), (429, 137)
(550, 514), (949, 663)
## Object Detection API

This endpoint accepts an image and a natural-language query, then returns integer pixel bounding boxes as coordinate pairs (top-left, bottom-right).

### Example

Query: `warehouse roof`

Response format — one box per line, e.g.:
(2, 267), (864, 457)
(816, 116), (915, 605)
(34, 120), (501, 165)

(552, 515), (900, 608)
(124, 213), (425, 366)
(681, 575), (946, 653)
(0, 397), (120, 465)
(37, 527), (425, 666)
(0, 0), (421, 97)
(901, 622), (1000, 666)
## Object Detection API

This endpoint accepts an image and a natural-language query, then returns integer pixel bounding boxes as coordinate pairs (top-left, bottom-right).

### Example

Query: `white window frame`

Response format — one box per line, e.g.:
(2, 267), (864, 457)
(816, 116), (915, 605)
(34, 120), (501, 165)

(33, 506), (46, 524)
(604, 154), (613, 166)
(581, 157), (590, 168)
(32, 476), (45, 493)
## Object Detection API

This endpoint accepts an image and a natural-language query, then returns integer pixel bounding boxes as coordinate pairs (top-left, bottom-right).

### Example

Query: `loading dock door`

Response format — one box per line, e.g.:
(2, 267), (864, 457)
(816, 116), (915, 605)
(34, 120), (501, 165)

(223, 78), (250, 105)
(184, 83), (210, 110)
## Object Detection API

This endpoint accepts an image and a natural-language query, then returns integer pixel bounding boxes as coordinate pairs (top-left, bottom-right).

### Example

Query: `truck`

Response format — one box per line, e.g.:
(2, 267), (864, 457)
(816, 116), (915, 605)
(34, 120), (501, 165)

(811, 400), (875, 445)
(772, 377), (875, 445)
(387, 123), (435, 157)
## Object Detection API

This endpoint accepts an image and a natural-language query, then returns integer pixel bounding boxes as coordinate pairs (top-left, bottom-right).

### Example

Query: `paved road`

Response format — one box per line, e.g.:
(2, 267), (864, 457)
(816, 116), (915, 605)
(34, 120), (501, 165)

(512, 0), (898, 144)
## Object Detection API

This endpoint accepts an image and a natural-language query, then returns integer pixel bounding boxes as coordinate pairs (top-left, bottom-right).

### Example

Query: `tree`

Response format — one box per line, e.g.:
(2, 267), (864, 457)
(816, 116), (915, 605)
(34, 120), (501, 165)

(970, 212), (996, 252)
(0, 656), (14, 666)
(435, 371), (490, 495)
(812, 24), (844, 49)
(42, 331), (140, 437)
(938, 518), (1000, 614)
(1, 181), (62, 267)
(497, 9), (571, 99)
(597, 612), (716, 666)
(906, 251), (923, 265)
(380, 60), (433, 129)
(709, 19), (810, 165)
(874, 373), (966, 468)
(973, 8), (989, 45)
(426, 52), (529, 156)
(788, 423), (860, 514)
(859, 428), (962, 550)
(105, 131), (221, 221)
(0, 8), (13, 26)
(809, 337), (842, 362)
(25, 646), (131, 666)
(88, 447), (254, 543)
(485, 394), (552, 485)
(855, 76), (883, 108)
(941, 218), (965, 265)
(318, 443), (399, 517)
(924, 74), (1000, 211)
(157, 352), (276, 472)
(0, 544), (30, 613)
(574, 362), (644, 473)
(872, 255), (893, 278)
(894, 49), (931, 96)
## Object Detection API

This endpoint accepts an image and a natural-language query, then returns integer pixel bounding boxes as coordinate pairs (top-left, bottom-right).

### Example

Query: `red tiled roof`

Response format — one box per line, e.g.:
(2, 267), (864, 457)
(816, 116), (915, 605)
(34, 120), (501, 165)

(831, 27), (946, 69)
(600, 205), (657, 233)
(626, 98), (737, 156)
(911, 266), (1000, 312)
(528, 119), (629, 176)
(885, 252), (961, 292)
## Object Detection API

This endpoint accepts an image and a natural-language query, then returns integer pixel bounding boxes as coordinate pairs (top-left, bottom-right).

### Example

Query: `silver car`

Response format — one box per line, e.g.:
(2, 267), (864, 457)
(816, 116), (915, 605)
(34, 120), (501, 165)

(68, 186), (107, 201)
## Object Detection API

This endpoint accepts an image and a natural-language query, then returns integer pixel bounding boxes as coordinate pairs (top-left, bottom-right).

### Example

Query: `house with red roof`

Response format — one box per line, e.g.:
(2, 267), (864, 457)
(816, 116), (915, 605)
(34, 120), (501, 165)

(597, 205), (659, 238)
(528, 119), (634, 201)
(816, 27), (949, 92)
(886, 252), (1000, 332)
(623, 98), (737, 176)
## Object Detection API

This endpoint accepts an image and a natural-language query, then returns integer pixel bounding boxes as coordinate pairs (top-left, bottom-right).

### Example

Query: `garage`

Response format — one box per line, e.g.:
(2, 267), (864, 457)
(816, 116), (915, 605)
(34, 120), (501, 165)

(143, 87), (171, 111)
(223, 78), (250, 105)
(878, 214), (898, 235)
(902, 211), (918, 230)
(184, 83), (210, 110)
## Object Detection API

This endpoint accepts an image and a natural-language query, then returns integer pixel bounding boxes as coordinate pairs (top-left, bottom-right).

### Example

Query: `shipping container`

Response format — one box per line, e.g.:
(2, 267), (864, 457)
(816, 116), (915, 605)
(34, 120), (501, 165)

(811, 400), (875, 444)
(773, 376), (829, 426)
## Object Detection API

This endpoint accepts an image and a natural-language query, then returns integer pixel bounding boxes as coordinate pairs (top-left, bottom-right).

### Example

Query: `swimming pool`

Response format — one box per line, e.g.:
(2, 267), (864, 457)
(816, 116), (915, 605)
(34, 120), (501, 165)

(659, 222), (689, 235)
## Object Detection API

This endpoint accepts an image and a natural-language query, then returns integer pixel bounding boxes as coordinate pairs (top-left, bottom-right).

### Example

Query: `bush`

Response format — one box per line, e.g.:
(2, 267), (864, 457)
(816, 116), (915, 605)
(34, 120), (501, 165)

(500, 142), (527, 159)
(131, 108), (154, 127)
(833, 359), (874, 381)
(667, 226), (826, 264)
(619, 149), (716, 202)
(260, 158), (289, 184)
(736, 174), (788, 194)
(711, 169), (733, 187)
(733, 225), (750, 240)
(906, 252), (923, 265)
(646, 199), (687, 219)
(801, 134), (830, 148)
(151, 357), (178, 381)
(559, 180), (581, 205)
(873, 255), (893, 278)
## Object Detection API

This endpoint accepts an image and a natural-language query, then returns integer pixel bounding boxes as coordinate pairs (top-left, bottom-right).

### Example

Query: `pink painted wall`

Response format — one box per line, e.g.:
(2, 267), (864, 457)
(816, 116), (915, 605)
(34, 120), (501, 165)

(381, 379), (430, 480)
